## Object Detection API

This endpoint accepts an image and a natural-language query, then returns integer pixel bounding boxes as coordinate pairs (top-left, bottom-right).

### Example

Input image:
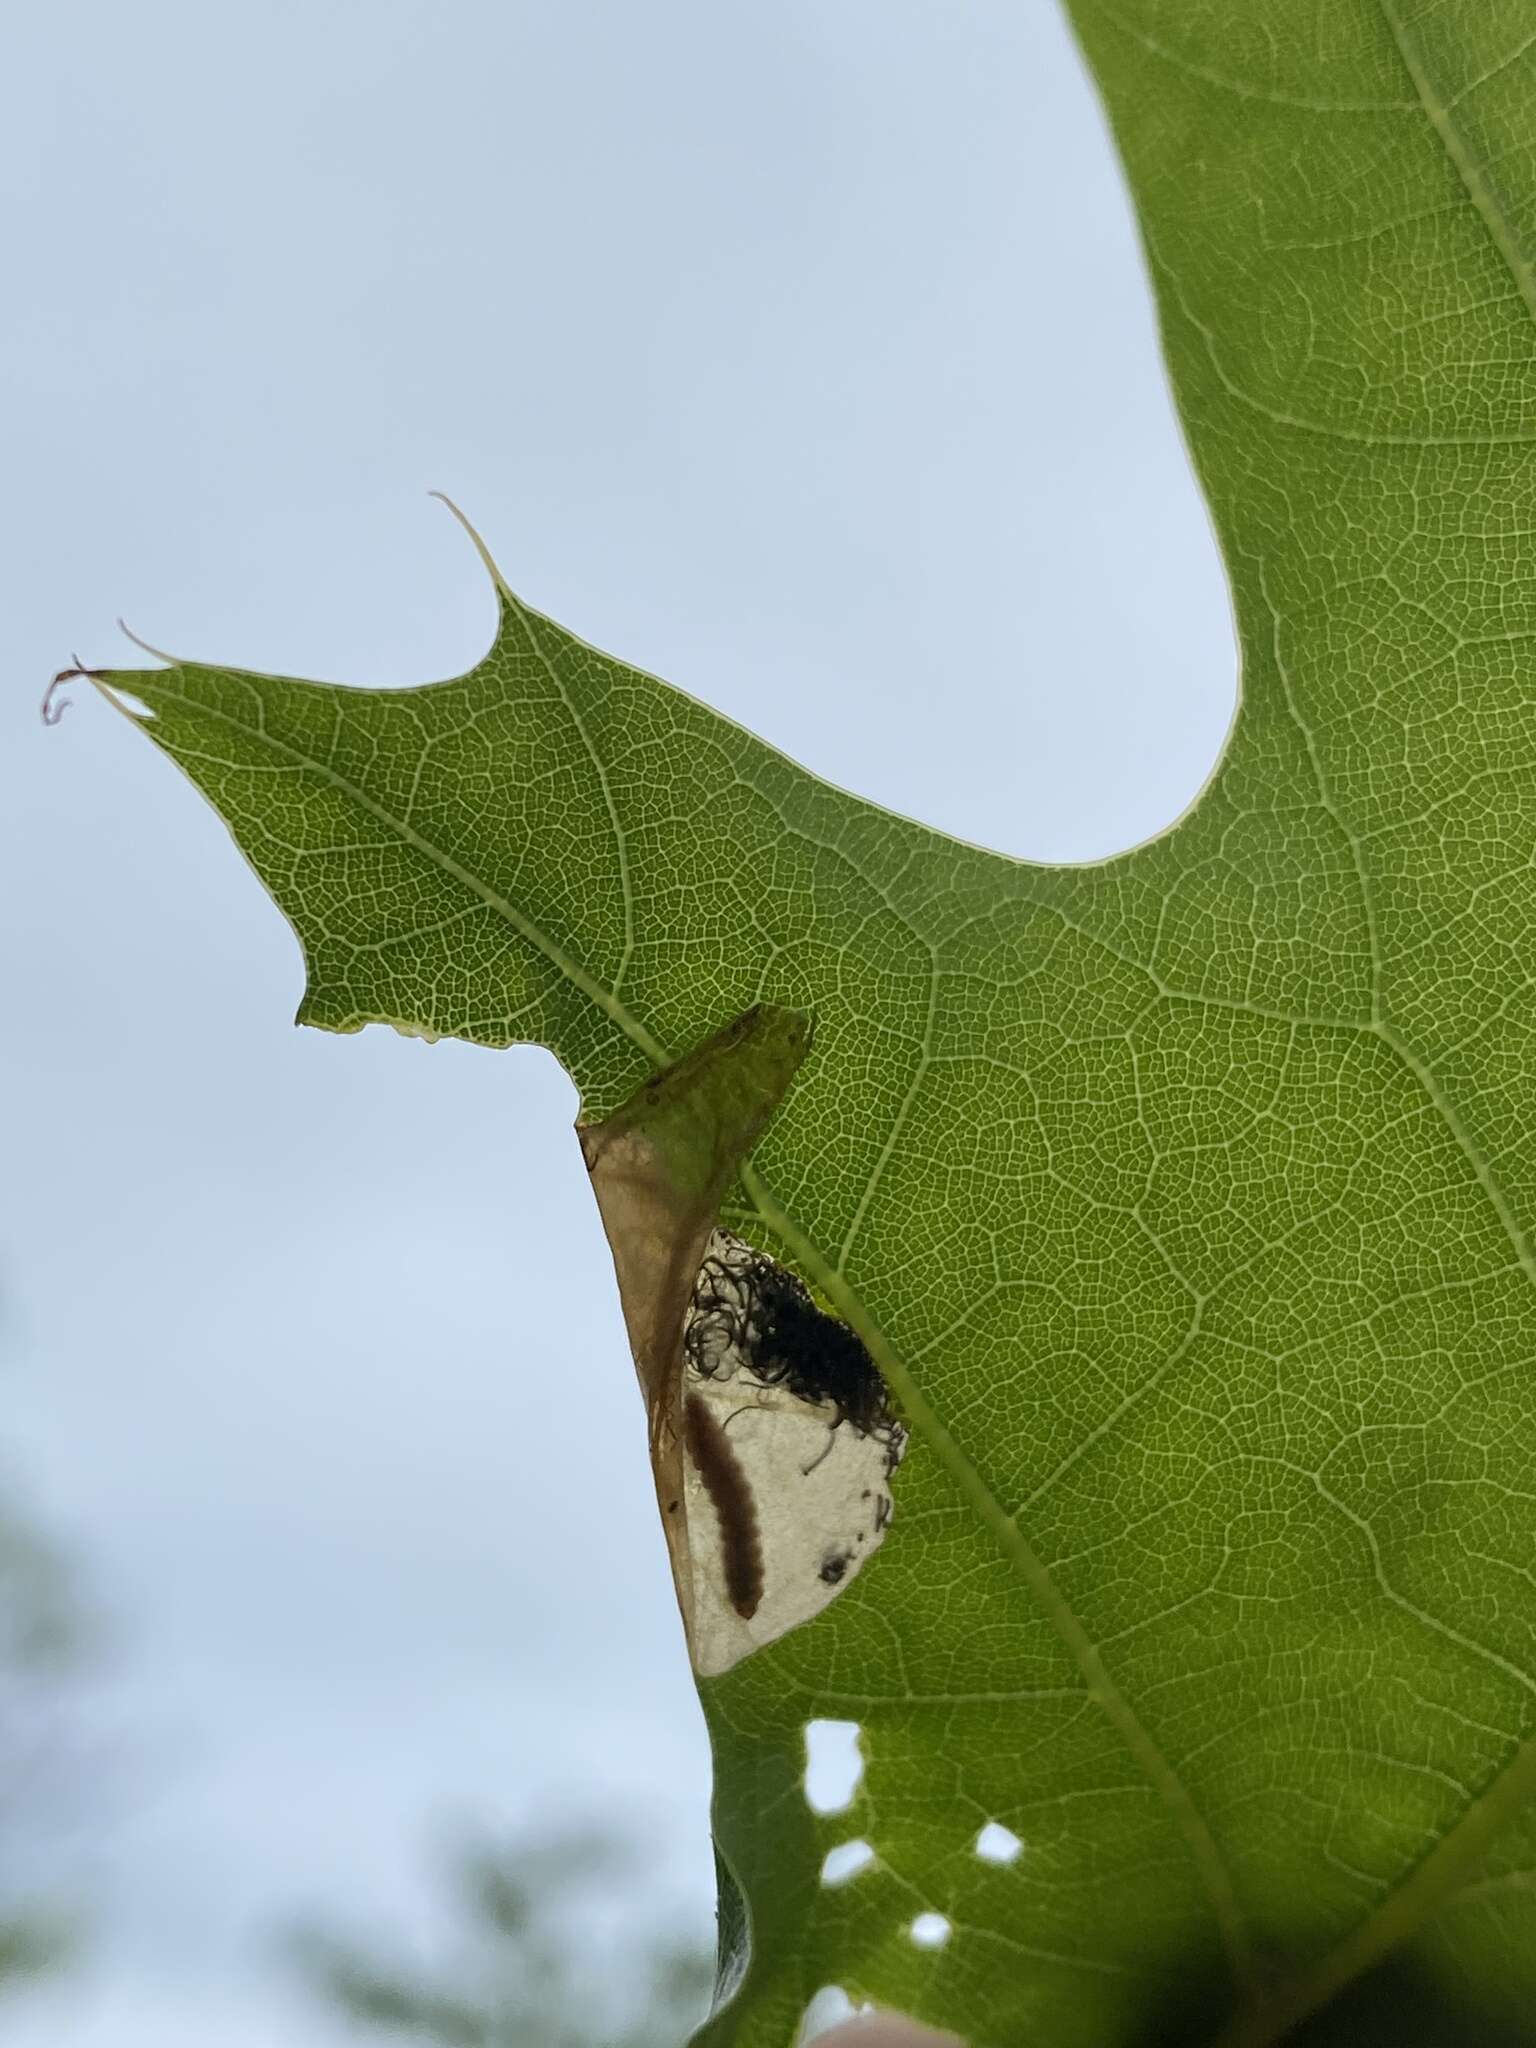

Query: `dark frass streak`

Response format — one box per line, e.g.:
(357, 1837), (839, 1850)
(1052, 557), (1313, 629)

(686, 1238), (904, 1474)
(683, 1392), (765, 1620)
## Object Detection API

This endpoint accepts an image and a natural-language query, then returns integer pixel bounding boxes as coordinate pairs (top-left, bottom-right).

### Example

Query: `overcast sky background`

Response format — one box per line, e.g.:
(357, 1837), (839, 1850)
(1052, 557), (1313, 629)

(3, 4), (1233, 2042)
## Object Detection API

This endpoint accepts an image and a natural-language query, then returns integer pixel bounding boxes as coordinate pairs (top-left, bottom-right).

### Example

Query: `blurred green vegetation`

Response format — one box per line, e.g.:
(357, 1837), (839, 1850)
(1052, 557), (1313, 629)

(291, 1827), (713, 2048)
(0, 1494), (88, 1989)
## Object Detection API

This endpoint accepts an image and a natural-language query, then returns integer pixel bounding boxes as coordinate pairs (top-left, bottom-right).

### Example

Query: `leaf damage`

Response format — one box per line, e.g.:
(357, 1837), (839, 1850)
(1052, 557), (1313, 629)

(579, 1009), (905, 1675)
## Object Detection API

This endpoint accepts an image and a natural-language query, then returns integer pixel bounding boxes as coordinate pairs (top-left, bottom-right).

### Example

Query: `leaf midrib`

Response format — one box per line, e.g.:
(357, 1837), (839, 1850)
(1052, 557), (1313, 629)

(1380, 3), (1536, 325)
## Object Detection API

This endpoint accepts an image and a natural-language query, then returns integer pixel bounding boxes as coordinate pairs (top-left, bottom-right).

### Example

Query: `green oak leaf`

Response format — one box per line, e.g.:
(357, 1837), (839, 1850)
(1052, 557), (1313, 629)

(66, 5), (1536, 2044)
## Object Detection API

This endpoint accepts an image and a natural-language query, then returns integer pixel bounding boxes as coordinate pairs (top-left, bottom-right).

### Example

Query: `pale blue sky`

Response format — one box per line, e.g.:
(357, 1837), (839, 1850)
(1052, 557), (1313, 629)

(3, 4), (1230, 2041)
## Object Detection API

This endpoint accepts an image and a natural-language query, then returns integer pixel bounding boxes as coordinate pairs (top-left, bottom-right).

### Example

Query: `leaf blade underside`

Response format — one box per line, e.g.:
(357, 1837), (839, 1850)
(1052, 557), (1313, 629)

(86, 6), (1536, 2043)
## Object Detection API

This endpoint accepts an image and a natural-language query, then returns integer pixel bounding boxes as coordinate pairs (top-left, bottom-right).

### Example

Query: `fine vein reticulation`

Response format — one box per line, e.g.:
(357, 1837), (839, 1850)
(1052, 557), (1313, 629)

(86, 6), (1536, 2045)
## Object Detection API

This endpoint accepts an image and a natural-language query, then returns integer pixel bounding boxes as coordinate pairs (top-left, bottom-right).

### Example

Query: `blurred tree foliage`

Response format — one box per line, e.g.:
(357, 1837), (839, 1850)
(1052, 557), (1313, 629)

(292, 1827), (713, 2047)
(0, 1493), (87, 1989)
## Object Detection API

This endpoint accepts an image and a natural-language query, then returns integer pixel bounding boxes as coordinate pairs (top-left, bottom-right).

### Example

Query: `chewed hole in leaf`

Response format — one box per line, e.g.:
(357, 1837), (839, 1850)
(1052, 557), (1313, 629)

(909, 1911), (953, 1950)
(796, 1985), (864, 2043)
(819, 1838), (876, 1886)
(973, 1820), (1023, 1865)
(804, 1719), (864, 1814)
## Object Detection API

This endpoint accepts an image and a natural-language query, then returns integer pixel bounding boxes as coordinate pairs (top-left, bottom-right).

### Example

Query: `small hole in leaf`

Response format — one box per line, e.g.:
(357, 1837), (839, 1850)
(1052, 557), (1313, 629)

(804, 1720), (863, 1814)
(820, 1838), (875, 1886)
(973, 1820), (1023, 1864)
(909, 1911), (952, 1950)
(797, 1985), (866, 2042)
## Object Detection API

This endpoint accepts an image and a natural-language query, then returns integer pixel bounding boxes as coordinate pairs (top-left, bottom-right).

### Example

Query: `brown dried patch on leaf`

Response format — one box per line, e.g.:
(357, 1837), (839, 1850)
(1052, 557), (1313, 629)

(578, 1005), (812, 1660)
(580, 1008), (906, 1676)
